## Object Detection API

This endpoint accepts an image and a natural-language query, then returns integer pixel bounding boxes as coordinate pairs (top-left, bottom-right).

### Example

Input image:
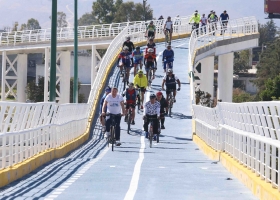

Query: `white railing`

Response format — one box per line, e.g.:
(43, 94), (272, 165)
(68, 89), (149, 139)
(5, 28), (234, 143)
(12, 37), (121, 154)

(193, 102), (280, 190)
(188, 16), (258, 102)
(0, 16), (192, 46)
(0, 16), (192, 171)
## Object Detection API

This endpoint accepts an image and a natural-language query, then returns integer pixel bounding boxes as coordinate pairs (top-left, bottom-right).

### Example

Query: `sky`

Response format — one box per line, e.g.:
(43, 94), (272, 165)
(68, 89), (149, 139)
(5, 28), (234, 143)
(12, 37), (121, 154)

(0, 0), (279, 29)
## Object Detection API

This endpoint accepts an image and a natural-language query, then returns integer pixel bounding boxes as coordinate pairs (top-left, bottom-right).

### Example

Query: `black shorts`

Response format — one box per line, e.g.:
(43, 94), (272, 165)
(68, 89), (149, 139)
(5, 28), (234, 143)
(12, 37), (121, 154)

(166, 85), (176, 95)
(165, 28), (172, 33)
(145, 62), (155, 70)
(148, 31), (155, 37)
(125, 103), (136, 109)
(137, 87), (146, 93)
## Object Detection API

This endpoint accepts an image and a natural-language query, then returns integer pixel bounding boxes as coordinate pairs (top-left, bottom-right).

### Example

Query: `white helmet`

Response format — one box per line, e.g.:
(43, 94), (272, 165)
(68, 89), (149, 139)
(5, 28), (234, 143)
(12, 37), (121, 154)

(147, 48), (154, 53)
(167, 69), (173, 73)
(123, 46), (129, 51)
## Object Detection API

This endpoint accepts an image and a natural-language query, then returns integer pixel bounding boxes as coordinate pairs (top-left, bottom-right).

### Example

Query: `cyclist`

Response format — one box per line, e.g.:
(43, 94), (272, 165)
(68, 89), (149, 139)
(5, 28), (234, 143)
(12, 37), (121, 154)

(143, 94), (161, 140)
(122, 36), (135, 53)
(162, 43), (174, 73)
(194, 10), (201, 18)
(100, 86), (111, 132)
(102, 87), (126, 146)
(162, 69), (181, 103)
(219, 10), (229, 35)
(147, 37), (156, 49)
(209, 11), (218, 34)
(156, 91), (168, 129)
(118, 46), (133, 80)
(146, 21), (156, 39)
(144, 48), (157, 81)
(122, 83), (137, 125)
(189, 12), (200, 34)
(158, 15), (164, 20)
(133, 69), (148, 109)
(164, 16), (173, 43)
(132, 46), (143, 76)
(200, 14), (207, 34)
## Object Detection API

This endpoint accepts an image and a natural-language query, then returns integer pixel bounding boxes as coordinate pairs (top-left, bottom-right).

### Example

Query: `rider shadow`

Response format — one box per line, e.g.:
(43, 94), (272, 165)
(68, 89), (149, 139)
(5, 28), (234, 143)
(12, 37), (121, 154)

(155, 74), (164, 78)
(170, 112), (192, 120)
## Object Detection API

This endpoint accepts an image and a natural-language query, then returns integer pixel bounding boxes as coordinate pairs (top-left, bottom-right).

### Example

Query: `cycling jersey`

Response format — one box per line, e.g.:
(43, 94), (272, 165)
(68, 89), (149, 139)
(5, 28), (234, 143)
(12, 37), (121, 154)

(209, 14), (218, 22)
(124, 88), (137, 104)
(146, 24), (156, 32)
(165, 21), (173, 29)
(201, 17), (207, 25)
(133, 74), (148, 88)
(220, 13), (229, 21)
(132, 50), (143, 62)
(189, 15), (200, 24)
(144, 101), (160, 116)
(144, 54), (156, 63)
(122, 41), (135, 52)
(118, 52), (132, 67)
(158, 97), (168, 113)
(147, 42), (156, 48)
(163, 74), (179, 86)
(162, 49), (174, 61)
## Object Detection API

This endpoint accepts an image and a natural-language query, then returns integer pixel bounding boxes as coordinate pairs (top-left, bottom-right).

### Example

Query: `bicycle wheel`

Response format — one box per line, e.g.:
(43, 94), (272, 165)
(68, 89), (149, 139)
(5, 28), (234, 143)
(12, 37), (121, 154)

(169, 96), (173, 117)
(149, 124), (153, 148)
(157, 133), (159, 143)
(148, 70), (152, 87)
(127, 110), (131, 134)
(123, 72), (127, 91)
(111, 126), (115, 151)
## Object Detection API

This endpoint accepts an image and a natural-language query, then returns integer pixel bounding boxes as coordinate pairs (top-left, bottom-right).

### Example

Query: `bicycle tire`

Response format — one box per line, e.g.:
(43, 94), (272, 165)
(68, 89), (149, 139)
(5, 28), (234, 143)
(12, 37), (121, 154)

(149, 124), (153, 148)
(137, 89), (141, 111)
(157, 133), (159, 143)
(111, 126), (115, 151)
(148, 70), (152, 87)
(127, 110), (131, 134)
(168, 94), (173, 117)
(123, 74), (127, 91)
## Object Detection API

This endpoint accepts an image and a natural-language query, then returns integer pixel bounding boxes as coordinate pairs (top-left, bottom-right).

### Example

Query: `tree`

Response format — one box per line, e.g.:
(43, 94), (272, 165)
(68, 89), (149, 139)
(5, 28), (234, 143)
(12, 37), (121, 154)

(25, 18), (41, 30)
(260, 75), (280, 101)
(113, 2), (153, 22)
(233, 50), (251, 74)
(254, 38), (280, 92)
(258, 20), (277, 47)
(92, 0), (116, 24)
(232, 88), (255, 103)
(50, 12), (68, 28)
(79, 13), (98, 26)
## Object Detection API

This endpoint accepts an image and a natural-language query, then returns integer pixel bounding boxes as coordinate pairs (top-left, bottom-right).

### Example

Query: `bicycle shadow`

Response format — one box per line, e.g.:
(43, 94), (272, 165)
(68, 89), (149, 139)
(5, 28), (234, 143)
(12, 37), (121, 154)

(170, 112), (192, 120)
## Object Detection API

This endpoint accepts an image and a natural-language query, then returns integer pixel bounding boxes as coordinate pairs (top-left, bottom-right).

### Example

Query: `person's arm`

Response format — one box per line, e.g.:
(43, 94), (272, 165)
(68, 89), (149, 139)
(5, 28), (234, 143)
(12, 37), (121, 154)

(163, 22), (166, 29)
(143, 76), (148, 88)
(120, 101), (126, 115)
(162, 78), (166, 90)
(171, 50), (174, 58)
(102, 100), (108, 114)
(132, 42), (135, 51)
(154, 59), (157, 68)
(177, 78), (181, 89)
(157, 103), (160, 117)
(162, 50), (166, 61)
(143, 103), (147, 116)
(144, 57), (147, 66)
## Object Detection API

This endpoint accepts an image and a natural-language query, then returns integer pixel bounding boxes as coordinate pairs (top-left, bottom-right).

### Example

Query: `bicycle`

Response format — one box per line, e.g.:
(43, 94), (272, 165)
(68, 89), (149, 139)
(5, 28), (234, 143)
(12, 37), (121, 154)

(166, 89), (175, 116)
(165, 31), (170, 45)
(163, 59), (173, 75)
(106, 113), (122, 151)
(122, 66), (129, 91)
(136, 87), (142, 112)
(126, 104), (134, 134)
(147, 66), (153, 88)
(146, 116), (160, 148)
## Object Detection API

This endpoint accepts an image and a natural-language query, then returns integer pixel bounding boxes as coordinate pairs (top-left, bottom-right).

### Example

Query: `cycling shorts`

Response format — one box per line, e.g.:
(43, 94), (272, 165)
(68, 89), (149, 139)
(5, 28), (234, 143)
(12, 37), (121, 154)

(125, 103), (136, 109)
(136, 87), (146, 93)
(165, 28), (172, 33)
(163, 60), (173, 69)
(166, 85), (176, 94)
(145, 62), (155, 71)
(134, 59), (142, 65)
(148, 31), (155, 37)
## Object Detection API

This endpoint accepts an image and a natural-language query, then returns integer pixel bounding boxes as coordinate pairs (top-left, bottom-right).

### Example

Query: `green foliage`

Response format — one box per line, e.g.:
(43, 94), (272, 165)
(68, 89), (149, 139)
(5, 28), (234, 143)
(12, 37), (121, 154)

(50, 12), (67, 28)
(92, 0), (116, 24)
(79, 13), (98, 26)
(233, 50), (251, 74)
(20, 18), (41, 30)
(70, 78), (85, 103)
(254, 38), (280, 92)
(26, 76), (45, 102)
(260, 75), (280, 101)
(232, 88), (255, 103)
(258, 20), (277, 46)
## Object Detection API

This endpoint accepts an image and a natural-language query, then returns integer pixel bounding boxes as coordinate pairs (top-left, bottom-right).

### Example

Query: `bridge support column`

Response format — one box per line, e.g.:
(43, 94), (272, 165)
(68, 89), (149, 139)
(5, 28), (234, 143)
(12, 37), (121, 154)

(1, 51), (6, 101)
(91, 45), (97, 86)
(17, 54), (28, 102)
(59, 51), (71, 103)
(200, 56), (214, 98)
(218, 53), (234, 102)
(44, 47), (50, 102)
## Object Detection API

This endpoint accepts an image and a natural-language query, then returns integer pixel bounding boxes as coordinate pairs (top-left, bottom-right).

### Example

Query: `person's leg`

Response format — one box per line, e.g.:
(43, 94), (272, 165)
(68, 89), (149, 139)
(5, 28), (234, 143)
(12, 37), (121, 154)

(141, 90), (145, 106)
(163, 62), (167, 73)
(120, 65), (123, 75)
(132, 107), (135, 121)
(161, 115), (165, 129)
(124, 104), (128, 122)
(115, 115), (121, 141)
(105, 116), (111, 137)
(144, 116), (149, 138)
(140, 61), (143, 70)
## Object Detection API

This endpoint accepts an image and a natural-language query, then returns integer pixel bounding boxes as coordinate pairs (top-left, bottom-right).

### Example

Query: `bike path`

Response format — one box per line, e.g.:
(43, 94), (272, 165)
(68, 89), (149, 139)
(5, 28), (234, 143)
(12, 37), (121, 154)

(0, 39), (257, 200)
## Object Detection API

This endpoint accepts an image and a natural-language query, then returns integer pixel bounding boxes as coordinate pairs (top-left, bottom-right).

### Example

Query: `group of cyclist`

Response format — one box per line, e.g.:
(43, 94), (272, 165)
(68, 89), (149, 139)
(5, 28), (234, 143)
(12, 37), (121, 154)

(189, 10), (230, 35)
(101, 16), (182, 146)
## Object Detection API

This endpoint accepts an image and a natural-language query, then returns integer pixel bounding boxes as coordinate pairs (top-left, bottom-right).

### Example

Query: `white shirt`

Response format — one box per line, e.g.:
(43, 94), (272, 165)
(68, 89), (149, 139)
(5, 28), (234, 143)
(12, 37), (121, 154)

(143, 101), (160, 116)
(201, 17), (207, 25)
(165, 21), (173, 29)
(104, 94), (124, 114)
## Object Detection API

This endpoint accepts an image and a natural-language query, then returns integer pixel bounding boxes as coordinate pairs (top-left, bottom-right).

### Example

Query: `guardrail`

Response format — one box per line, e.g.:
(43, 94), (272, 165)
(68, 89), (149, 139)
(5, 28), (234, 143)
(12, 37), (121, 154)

(0, 16), (192, 46)
(188, 16), (258, 102)
(193, 102), (280, 190)
(0, 16), (192, 172)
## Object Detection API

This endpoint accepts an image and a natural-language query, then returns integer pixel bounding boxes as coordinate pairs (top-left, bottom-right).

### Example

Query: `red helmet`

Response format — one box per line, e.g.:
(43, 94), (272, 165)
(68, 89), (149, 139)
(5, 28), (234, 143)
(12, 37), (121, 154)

(156, 91), (163, 96)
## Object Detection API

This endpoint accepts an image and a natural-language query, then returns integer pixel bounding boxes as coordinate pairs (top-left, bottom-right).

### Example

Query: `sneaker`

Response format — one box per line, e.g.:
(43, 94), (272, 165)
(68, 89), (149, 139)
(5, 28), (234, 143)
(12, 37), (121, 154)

(120, 73), (123, 77)
(116, 140), (121, 146)
(124, 115), (128, 122)
(102, 126), (106, 132)
(174, 98), (176, 103)
(145, 132), (149, 138)
(105, 132), (110, 138)
(161, 124), (165, 129)
(131, 120), (135, 125)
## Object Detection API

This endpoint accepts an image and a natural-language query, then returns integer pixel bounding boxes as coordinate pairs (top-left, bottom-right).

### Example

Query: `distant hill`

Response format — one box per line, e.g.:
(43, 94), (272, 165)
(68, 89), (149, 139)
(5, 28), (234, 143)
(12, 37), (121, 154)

(0, 0), (278, 29)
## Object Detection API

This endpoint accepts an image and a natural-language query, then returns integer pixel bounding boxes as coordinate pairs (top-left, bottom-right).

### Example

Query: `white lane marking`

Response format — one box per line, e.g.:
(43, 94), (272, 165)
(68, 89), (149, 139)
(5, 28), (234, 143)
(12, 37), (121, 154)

(45, 146), (109, 200)
(123, 136), (145, 200)
(175, 43), (187, 48)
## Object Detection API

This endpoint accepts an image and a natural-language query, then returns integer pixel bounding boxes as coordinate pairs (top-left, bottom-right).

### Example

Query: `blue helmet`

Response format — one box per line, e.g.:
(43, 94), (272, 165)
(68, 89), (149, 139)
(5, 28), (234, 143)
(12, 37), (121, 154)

(105, 86), (111, 93)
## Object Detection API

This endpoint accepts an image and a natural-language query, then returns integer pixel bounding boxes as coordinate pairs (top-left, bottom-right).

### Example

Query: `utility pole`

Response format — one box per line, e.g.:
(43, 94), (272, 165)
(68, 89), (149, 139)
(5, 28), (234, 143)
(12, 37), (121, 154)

(49, 0), (57, 102)
(73, 0), (78, 103)
(143, 0), (147, 21)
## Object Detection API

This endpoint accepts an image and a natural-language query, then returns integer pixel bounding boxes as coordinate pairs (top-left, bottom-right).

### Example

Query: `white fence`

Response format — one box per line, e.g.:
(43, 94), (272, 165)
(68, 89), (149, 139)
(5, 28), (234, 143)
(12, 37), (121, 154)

(193, 102), (280, 190)
(188, 16), (258, 102)
(0, 16), (192, 171)
(0, 16), (192, 46)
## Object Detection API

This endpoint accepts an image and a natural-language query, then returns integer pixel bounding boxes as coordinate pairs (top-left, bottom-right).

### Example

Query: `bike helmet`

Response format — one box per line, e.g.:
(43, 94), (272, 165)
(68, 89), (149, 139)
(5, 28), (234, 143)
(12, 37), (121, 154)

(150, 94), (156, 99)
(135, 46), (140, 50)
(167, 16), (171, 19)
(167, 69), (173, 73)
(166, 43), (171, 47)
(147, 48), (154, 53)
(149, 37), (154, 41)
(156, 91), (163, 96)
(138, 69), (144, 74)
(128, 82), (134, 86)
(105, 86), (111, 93)
(123, 46), (129, 51)
(150, 21), (153, 24)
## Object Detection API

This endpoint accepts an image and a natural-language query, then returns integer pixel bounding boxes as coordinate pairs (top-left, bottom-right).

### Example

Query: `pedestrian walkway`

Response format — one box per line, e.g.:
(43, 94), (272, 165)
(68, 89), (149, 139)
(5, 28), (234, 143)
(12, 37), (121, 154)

(0, 39), (257, 200)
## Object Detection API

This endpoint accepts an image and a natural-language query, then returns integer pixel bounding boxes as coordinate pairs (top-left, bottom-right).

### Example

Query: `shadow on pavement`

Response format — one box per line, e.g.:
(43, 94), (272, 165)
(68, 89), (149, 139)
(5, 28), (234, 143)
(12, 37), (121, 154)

(170, 112), (192, 120)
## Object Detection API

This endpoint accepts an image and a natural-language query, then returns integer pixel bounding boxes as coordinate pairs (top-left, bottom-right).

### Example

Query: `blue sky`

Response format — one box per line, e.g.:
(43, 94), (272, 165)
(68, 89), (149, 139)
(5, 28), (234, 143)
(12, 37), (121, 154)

(0, 0), (279, 29)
